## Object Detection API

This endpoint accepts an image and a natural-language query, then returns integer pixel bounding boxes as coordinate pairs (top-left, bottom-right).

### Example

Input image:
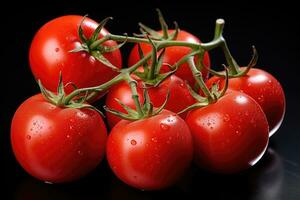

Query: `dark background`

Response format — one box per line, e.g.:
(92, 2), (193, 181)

(1, 1), (300, 199)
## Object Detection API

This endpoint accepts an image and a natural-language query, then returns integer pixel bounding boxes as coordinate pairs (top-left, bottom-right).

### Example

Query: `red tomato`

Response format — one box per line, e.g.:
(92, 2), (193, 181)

(29, 15), (122, 93)
(106, 110), (193, 190)
(206, 68), (285, 136)
(185, 91), (269, 173)
(128, 30), (210, 85)
(11, 94), (107, 183)
(105, 75), (195, 128)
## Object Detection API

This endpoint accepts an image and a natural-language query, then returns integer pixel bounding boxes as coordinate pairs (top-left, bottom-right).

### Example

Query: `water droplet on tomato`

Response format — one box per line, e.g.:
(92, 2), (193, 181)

(55, 48), (60, 52)
(151, 137), (158, 142)
(26, 135), (31, 140)
(69, 126), (73, 130)
(66, 135), (70, 139)
(180, 83), (185, 87)
(77, 112), (87, 118)
(130, 139), (137, 145)
(77, 150), (83, 155)
(160, 123), (170, 131)
(235, 130), (241, 136)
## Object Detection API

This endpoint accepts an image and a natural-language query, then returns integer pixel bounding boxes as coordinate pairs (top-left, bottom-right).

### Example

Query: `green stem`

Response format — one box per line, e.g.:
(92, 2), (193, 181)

(214, 19), (225, 40)
(64, 53), (151, 104)
(187, 57), (213, 101)
(124, 73), (143, 117)
(147, 43), (157, 80)
(64, 18), (233, 104)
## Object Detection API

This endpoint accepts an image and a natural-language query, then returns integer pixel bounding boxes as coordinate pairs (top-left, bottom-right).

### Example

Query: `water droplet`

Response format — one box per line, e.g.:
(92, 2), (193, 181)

(26, 135), (31, 140)
(55, 48), (60, 52)
(77, 112), (87, 118)
(247, 83), (252, 87)
(70, 126), (73, 130)
(180, 83), (185, 87)
(130, 139), (137, 145)
(207, 122), (211, 126)
(151, 137), (158, 142)
(44, 181), (53, 184)
(223, 114), (230, 122)
(160, 123), (170, 131)
(49, 105), (56, 110)
(77, 150), (83, 155)
(66, 135), (70, 139)
(235, 130), (241, 136)
(81, 53), (86, 58)
(33, 121), (37, 125)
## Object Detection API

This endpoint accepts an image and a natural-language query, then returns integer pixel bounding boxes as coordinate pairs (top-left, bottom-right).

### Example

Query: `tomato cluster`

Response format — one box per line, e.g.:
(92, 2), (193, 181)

(10, 12), (285, 190)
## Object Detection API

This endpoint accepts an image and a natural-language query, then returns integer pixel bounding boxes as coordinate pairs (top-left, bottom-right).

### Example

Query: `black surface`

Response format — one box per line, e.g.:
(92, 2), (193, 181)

(1, 1), (300, 199)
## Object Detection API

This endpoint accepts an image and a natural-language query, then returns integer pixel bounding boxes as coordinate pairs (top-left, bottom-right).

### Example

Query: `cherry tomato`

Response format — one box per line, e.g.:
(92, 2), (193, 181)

(105, 75), (195, 128)
(206, 68), (285, 136)
(29, 15), (122, 93)
(185, 91), (269, 173)
(128, 30), (210, 85)
(106, 110), (193, 190)
(11, 94), (107, 183)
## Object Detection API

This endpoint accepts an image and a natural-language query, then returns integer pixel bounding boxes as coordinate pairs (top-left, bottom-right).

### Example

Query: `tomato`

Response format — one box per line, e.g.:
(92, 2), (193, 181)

(206, 68), (285, 136)
(11, 94), (107, 183)
(105, 75), (195, 128)
(185, 91), (269, 173)
(128, 30), (210, 85)
(106, 110), (193, 190)
(29, 15), (122, 94)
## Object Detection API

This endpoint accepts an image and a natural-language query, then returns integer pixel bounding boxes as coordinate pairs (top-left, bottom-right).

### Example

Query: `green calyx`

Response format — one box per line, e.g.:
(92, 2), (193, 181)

(209, 46), (258, 78)
(70, 15), (127, 71)
(104, 81), (170, 121)
(38, 72), (103, 116)
(178, 62), (229, 115)
(133, 35), (178, 87)
(134, 9), (179, 41)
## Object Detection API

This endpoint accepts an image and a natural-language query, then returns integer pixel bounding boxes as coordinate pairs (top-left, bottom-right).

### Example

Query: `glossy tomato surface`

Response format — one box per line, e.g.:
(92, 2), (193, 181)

(128, 30), (210, 85)
(11, 94), (107, 183)
(29, 15), (122, 93)
(206, 68), (285, 136)
(185, 91), (269, 173)
(106, 110), (193, 190)
(105, 75), (195, 128)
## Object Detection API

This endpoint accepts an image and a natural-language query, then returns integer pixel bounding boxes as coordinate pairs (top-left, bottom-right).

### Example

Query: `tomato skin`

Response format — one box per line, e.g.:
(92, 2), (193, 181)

(185, 91), (269, 173)
(206, 68), (285, 136)
(106, 110), (193, 190)
(29, 15), (122, 93)
(11, 94), (107, 183)
(128, 30), (210, 85)
(105, 75), (195, 128)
